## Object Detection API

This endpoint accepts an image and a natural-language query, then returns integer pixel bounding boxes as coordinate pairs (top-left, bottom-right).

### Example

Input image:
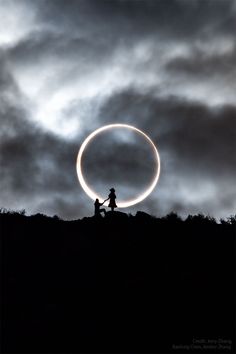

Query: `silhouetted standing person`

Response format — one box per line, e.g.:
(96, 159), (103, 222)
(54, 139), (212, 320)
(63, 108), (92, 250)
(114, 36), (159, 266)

(107, 188), (117, 212)
(94, 199), (106, 217)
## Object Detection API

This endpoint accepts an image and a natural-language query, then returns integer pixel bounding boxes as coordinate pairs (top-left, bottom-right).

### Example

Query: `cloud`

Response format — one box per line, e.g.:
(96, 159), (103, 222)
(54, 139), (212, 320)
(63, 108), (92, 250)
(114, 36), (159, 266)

(0, 60), (84, 218)
(0, 0), (235, 219)
(31, 0), (236, 42)
(164, 42), (236, 105)
(166, 43), (236, 77)
(97, 90), (236, 217)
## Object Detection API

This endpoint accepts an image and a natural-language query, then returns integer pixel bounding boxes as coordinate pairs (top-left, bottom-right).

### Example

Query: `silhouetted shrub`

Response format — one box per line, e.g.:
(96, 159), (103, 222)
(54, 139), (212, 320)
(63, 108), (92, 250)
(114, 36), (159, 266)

(185, 213), (216, 225)
(162, 211), (182, 223)
(227, 215), (236, 225)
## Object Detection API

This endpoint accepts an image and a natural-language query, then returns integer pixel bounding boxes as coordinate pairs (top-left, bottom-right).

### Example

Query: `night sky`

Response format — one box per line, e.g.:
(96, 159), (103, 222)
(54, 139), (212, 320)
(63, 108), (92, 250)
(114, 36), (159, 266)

(1, 0), (236, 219)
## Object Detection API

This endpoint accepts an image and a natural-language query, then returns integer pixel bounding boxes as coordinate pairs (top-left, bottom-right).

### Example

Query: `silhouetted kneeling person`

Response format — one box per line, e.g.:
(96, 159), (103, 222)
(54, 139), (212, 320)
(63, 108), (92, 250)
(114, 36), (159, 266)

(107, 188), (117, 212)
(94, 199), (106, 217)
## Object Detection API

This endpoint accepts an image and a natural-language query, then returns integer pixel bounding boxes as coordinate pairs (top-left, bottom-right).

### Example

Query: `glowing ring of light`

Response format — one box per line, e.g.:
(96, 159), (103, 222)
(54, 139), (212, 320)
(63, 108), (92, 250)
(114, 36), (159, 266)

(76, 124), (161, 208)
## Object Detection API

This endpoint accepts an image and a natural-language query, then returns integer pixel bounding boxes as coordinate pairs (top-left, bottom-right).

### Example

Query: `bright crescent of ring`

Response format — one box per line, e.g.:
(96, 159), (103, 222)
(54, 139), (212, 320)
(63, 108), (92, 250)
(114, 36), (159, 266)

(76, 124), (161, 208)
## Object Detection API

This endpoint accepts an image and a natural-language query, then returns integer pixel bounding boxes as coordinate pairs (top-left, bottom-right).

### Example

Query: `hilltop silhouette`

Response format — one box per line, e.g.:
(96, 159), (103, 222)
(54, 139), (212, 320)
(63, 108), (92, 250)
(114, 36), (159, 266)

(1, 209), (235, 353)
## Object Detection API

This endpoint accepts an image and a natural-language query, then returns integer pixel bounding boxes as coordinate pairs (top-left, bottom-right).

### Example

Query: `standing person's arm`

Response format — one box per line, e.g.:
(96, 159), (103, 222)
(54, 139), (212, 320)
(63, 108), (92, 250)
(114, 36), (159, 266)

(101, 198), (109, 205)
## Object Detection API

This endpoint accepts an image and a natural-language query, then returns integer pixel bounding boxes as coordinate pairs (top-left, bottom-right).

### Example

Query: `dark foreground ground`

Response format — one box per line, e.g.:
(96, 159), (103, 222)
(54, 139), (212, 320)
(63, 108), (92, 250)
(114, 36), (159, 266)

(0, 211), (235, 353)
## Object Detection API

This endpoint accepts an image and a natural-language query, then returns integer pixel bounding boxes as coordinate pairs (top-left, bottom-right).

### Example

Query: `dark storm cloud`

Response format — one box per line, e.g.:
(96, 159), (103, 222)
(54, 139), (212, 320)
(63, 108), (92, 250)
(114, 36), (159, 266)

(1, 0), (235, 219)
(0, 119), (87, 218)
(6, 30), (113, 73)
(0, 61), (84, 218)
(97, 89), (236, 216)
(98, 90), (236, 178)
(166, 43), (236, 79)
(0, 55), (29, 140)
(0, 119), (82, 217)
(32, 0), (236, 41)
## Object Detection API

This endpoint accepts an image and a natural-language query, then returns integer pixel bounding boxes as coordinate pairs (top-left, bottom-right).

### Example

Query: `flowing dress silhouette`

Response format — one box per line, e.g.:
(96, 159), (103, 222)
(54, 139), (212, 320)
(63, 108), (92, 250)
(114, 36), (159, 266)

(108, 188), (117, 212)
